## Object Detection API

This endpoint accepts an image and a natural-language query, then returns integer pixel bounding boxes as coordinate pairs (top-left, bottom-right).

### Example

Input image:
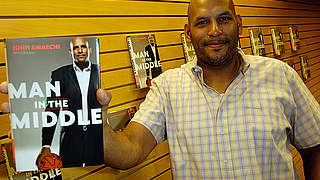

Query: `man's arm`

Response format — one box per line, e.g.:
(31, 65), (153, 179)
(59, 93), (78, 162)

(299, 144), (320, 180)
(103, 122), (157, 169)
(0, 84), (158, 170)
(98, 89), (158, 169)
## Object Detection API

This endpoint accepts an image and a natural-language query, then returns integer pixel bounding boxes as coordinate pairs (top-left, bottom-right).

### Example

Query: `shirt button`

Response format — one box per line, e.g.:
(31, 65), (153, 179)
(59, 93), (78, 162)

(83, 126), (87, 131)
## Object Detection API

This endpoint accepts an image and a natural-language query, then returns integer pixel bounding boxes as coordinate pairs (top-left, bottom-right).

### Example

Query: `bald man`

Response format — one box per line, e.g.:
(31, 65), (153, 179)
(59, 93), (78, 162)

(2, 0), (320, 179)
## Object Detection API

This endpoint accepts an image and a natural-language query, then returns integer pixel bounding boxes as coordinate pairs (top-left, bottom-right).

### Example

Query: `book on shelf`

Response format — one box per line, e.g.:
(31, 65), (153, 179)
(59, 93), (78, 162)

(127, 34), (163, 89)
(181, 33), (197, 63)
(5, 36), (103, 171)
(1, 142), (63, 180)
(289, 26), (300, 52)
(249, 28), (266, 56)
(271, 27), (285, 56)
(300, 56), (310, 80)
(107, 106), (137, 130)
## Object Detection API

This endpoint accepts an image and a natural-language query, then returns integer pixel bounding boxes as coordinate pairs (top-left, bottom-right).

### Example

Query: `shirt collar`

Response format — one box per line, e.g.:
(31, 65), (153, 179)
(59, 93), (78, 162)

(73, 60), (91, 72)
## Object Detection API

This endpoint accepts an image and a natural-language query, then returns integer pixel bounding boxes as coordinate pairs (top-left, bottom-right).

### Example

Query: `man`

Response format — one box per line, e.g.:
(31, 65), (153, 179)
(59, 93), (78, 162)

(145, 35), (162, 86)
(1, 0), (320, 179)
(37, 37), (103, 168)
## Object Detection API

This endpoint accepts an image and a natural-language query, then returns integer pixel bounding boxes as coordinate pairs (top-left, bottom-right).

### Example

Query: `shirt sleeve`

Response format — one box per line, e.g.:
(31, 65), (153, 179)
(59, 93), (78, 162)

(286, 64), (320, 149)
(131, 77), (167, 144)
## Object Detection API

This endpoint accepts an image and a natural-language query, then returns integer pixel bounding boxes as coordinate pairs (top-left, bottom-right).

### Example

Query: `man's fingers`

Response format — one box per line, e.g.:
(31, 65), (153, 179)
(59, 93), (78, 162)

(96, 89), (112, 106)
(0, 81), (8, 94)
(1, 102), (10, 113)
(96, 89), (112, 124)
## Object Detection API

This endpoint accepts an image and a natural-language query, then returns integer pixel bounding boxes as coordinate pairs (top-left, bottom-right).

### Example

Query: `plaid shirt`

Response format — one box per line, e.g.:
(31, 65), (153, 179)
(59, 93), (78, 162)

(132, 49), (320, 179)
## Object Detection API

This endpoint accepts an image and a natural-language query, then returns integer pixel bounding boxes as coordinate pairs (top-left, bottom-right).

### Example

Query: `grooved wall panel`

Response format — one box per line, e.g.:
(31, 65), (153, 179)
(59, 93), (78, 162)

(0, 0), (320, 179)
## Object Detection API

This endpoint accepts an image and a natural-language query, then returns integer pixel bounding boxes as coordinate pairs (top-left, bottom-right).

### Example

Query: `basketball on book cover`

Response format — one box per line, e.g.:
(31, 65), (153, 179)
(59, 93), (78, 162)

(38, 153), (63, 170)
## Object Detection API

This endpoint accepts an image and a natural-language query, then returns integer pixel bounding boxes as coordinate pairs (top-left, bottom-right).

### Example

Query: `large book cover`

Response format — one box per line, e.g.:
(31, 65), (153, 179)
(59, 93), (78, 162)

(271, 27), (285, 56)
(5, 37), (103, 171)
(300, 56), (310, 80)
(181, 33), (197, 63)
(1, 142), (63, 180)
(289, 26), (300, 52)
(127, 34), (162, 89)
(107, 106), (137, 130)
(249, 28), (266, 56)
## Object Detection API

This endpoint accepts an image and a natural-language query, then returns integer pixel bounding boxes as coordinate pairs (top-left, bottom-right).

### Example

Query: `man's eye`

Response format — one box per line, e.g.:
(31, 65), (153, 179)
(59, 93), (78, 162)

(218, 17), (232, 24)
(196, 20), (208, 26)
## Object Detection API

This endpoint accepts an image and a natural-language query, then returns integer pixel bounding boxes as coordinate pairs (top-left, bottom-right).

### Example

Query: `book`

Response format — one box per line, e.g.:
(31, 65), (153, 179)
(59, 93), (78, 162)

(107, 106), (137, 130)
(300, 56), (310, 80)
(181, 33), (197, 63)
(289, 26), (300, 52)
(1, 142), (63, 180)
(270, 27), (285, 56)
(5, 37), (103, 171)
(249, 28), (266, 56)
(127, 34), (162, 89)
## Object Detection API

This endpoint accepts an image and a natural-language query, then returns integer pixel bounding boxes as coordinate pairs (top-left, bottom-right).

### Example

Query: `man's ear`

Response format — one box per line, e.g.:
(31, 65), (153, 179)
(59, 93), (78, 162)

(184, 24), (192, 43)
(89, 47), (92, 54)
(236, 15), (243, 35)
(69, 49), (72, 57)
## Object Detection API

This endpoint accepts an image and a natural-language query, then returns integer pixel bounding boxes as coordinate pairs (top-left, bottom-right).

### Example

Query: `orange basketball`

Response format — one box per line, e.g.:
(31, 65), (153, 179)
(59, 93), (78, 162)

(38, 153), (63, 170)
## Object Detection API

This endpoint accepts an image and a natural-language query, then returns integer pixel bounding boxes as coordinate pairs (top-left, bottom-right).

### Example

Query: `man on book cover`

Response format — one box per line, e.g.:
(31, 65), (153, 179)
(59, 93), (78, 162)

(36, 37), (103, 168)
(145, 35), (162, 86)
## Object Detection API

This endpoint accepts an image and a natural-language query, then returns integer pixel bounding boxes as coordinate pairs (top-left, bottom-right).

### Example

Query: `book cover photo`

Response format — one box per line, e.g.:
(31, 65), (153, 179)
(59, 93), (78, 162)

(271, 27), (285, 56)
(107, 106), (137, 130)
(127, 34), (162, 89)
(5, 37), (103, 171)
(249, 28), (266, 56)
(1, 142), (63, 180)
(181, 33), (197, 63)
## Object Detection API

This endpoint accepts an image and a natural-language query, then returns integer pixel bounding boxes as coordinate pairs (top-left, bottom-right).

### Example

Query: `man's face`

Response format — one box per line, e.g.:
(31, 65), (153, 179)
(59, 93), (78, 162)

(70, 37), (89, 62)
(149, 38), (155, 46)
(185, 0), (242, 68)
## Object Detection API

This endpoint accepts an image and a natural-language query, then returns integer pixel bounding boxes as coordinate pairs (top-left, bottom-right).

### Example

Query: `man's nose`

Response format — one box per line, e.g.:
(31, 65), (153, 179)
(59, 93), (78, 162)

(208, 21), (222, 37)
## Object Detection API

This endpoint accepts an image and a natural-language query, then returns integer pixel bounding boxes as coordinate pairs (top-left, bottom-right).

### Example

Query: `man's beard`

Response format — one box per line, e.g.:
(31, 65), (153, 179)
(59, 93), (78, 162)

(205, 40), (238, 67)
(194, 34), (239, 68)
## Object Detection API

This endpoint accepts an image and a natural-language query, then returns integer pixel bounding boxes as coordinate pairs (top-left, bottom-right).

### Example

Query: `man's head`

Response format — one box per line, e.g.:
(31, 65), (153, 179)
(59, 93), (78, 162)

(184, 0), (242, 69)
(148, 35), (155, 46)
(69, 37), (91, 63)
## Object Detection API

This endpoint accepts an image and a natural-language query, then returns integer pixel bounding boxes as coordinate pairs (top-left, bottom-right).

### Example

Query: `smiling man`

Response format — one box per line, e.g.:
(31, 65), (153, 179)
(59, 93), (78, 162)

(1, 0), (320, 179)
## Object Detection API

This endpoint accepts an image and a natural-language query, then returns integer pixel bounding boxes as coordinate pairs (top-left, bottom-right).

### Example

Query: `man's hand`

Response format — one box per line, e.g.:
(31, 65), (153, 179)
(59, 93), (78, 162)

(96, 88), (112, 123)
(0, 81), (11, 138)
(0, 81), (9, 113)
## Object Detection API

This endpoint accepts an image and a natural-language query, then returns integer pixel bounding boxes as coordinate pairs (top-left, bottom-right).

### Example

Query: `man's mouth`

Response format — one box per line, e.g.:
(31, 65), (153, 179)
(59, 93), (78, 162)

(205, 40), (228, 49)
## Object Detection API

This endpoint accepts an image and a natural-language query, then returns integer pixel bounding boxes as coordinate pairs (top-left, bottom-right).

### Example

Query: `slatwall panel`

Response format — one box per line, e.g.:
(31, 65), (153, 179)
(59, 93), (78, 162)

(0, 0), (319, 179)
